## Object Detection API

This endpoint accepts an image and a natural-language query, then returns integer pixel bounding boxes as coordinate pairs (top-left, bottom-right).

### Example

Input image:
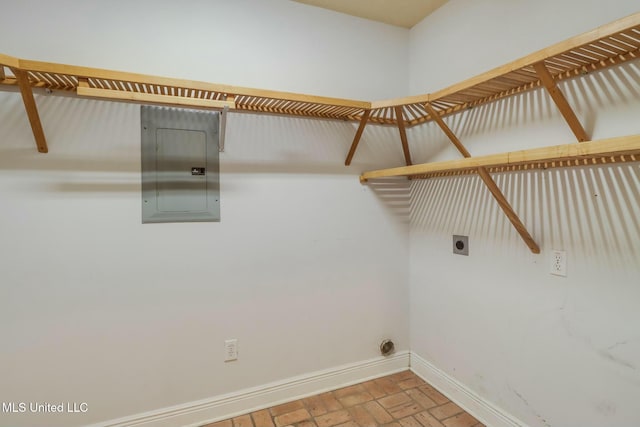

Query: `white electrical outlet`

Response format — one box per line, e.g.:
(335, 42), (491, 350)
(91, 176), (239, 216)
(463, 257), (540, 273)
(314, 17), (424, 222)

(224, 339), (238, 362)
(550, 250), (567, 277)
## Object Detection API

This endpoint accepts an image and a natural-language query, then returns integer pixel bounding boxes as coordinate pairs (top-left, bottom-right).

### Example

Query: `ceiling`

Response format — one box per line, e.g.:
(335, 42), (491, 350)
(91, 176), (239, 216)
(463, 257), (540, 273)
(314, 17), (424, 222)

(292, 0), (449, 28)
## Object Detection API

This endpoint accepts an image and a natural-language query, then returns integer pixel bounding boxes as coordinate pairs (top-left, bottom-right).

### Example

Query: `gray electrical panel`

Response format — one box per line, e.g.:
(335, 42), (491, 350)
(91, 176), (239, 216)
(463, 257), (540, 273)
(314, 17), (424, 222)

(141, 106), (220, 223)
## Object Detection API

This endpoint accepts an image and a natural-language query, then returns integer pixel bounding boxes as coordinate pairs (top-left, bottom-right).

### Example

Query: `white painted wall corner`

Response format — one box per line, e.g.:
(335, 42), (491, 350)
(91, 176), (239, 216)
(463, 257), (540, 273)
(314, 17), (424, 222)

(410, 352), (529, 427)
(92, 351), (410, 427)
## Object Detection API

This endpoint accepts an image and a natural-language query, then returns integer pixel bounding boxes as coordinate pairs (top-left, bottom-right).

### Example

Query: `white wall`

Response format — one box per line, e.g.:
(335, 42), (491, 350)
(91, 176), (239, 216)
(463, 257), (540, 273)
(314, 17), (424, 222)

(0, 1), (410, 426)
(0, 0), (409, 100)
(408, 1), (640, 427)
(3, 1), (640, 427)
(409, 0), (639, 95)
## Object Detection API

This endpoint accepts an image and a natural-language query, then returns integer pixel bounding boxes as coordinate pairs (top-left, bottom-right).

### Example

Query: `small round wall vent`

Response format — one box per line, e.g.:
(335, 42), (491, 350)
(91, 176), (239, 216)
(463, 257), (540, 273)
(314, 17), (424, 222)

(380, 339), (395, 356)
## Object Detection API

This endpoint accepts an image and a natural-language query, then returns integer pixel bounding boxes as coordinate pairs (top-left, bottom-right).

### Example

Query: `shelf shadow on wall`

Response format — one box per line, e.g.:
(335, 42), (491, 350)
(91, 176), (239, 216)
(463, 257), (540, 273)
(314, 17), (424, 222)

(0, 92), (407, 173)
(401, 59), (640, 261)
(366, 177), (411, 223)
(410, 162), (640, 268)
(407, 60), (640, 163)
(0, 94), (409, 227)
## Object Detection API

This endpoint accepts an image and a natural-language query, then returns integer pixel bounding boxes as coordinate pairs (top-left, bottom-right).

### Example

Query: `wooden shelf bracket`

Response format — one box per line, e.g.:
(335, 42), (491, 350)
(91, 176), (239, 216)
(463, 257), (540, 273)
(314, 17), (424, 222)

(345, 110), (371, 166)
(533, 61), (589, 142)
(395, 106), (412, 166)
(11, 68), (48, 153)
(423, 102), (540, 253)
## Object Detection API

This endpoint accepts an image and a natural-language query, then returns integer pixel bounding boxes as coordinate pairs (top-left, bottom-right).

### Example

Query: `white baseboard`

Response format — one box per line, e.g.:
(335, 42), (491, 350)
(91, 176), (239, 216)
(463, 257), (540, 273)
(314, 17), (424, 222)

(92, 351), (410, 427)
(410, 352), (529, 427)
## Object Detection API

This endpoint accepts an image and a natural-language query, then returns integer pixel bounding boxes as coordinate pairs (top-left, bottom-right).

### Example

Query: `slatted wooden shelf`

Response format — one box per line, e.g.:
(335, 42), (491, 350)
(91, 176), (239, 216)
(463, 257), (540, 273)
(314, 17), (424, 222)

(369, 12), (640, 128)
(360, 134), (640, 182)
(411, 153), (640, 179)
(355, 13), (640, 254)
(1, 13), (639, 253)
(1, 13), (639, 146)
(0, 56), (370, 124)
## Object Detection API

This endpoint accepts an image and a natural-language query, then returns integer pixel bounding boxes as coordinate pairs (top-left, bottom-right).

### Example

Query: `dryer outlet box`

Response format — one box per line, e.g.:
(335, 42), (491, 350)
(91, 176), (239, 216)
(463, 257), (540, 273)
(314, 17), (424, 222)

(453, 235), (469, 256)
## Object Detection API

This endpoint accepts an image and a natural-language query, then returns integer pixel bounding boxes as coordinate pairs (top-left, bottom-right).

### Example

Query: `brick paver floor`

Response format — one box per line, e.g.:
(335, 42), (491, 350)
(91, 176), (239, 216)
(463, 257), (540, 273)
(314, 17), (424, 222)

(202, 370), (486, 427)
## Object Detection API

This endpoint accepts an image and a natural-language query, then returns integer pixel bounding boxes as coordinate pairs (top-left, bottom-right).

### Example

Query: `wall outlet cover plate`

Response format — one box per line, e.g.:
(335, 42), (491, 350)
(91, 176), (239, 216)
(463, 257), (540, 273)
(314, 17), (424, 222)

(453, 235), (469, 256)
(550, 250), (567, 277)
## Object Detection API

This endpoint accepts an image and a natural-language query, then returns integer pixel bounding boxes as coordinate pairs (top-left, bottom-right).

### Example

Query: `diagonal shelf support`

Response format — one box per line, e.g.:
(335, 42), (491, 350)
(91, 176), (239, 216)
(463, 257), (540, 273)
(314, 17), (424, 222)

(423, 103), (471, 158)
(395, 106), (412, 166)
(533, 61), (589, 142)
(345, 110), (370, 166)
(423, 102), (540, 254)
(476, 168), (540, 254)
(11, 68), (48, 153)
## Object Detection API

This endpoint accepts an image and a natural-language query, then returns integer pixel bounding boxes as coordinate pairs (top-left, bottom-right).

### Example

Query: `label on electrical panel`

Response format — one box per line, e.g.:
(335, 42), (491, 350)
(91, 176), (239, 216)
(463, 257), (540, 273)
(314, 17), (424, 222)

(191, 167), (206, 175)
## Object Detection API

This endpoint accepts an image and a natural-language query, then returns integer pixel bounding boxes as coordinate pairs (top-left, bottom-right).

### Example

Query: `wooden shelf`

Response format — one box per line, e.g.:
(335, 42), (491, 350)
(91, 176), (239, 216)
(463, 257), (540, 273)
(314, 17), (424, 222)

(1, 13), (639, 253)
(356, 13), (639, 254)
(371, 12), (640, 127)
(2, 13), (638, 129)
(360, 134), (640, 182)
(0, 56), (369, 121)
(1, 13), (638, 143)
